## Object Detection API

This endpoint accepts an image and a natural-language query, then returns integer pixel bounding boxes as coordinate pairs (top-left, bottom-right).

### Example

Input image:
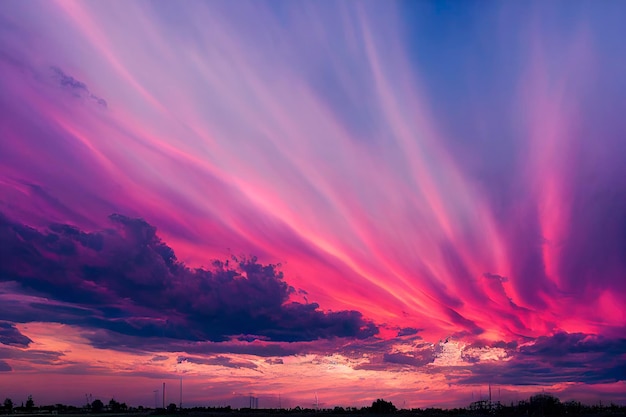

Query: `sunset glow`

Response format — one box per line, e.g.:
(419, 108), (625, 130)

(1, 0), (625, 409)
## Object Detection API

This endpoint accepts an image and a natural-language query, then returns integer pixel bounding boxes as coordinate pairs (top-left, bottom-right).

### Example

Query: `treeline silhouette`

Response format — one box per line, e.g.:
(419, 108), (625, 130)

(2, 394), (625, 416)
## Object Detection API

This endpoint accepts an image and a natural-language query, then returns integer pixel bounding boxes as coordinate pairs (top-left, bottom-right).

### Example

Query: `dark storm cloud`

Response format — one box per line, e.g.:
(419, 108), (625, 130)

(0, 213), (378, 347)
(0, 322), (32, 347)
(520, 332), (626, 358)
(456, 332), (626, 386)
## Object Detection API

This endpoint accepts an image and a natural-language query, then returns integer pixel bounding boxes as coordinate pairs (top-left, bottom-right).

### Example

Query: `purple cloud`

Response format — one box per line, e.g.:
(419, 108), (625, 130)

(397, 327), (421, 337)
(0, 322), (32, 347)
(456, 332), (626, 386)
(0, 346), (65, 366)
(50, 66), (108, 107)
(0, 213), (378, 345)
(383, 351), (435, 368)
(177, 355), (258, 370)
(0, 360), (11, 372)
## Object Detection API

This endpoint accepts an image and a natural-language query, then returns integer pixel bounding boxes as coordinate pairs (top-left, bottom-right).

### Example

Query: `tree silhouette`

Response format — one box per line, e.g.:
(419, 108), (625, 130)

(91, 399), (104, 413)
(25, 396), (34, 411)
(167, 403), (177, 413)
(3, 398), (13, 414)
(529, 393), (563, 415)
(370, 399), (396, 414)
(109, 399), (122, 412)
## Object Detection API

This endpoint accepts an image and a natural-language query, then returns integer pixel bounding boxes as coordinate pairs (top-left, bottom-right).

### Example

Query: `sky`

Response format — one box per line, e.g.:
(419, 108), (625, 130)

(1, 0), (625, 409)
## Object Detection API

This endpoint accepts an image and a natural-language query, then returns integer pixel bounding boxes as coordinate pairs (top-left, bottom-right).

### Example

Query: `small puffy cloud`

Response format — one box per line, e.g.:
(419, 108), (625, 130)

(0, 360), (11, 372)
(397, 327), (420, 337)
(0, 321), (32, 347)
(50, 66), (108, 107)
(177, 355), (257, 370)
(383, 351), (435, 367)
